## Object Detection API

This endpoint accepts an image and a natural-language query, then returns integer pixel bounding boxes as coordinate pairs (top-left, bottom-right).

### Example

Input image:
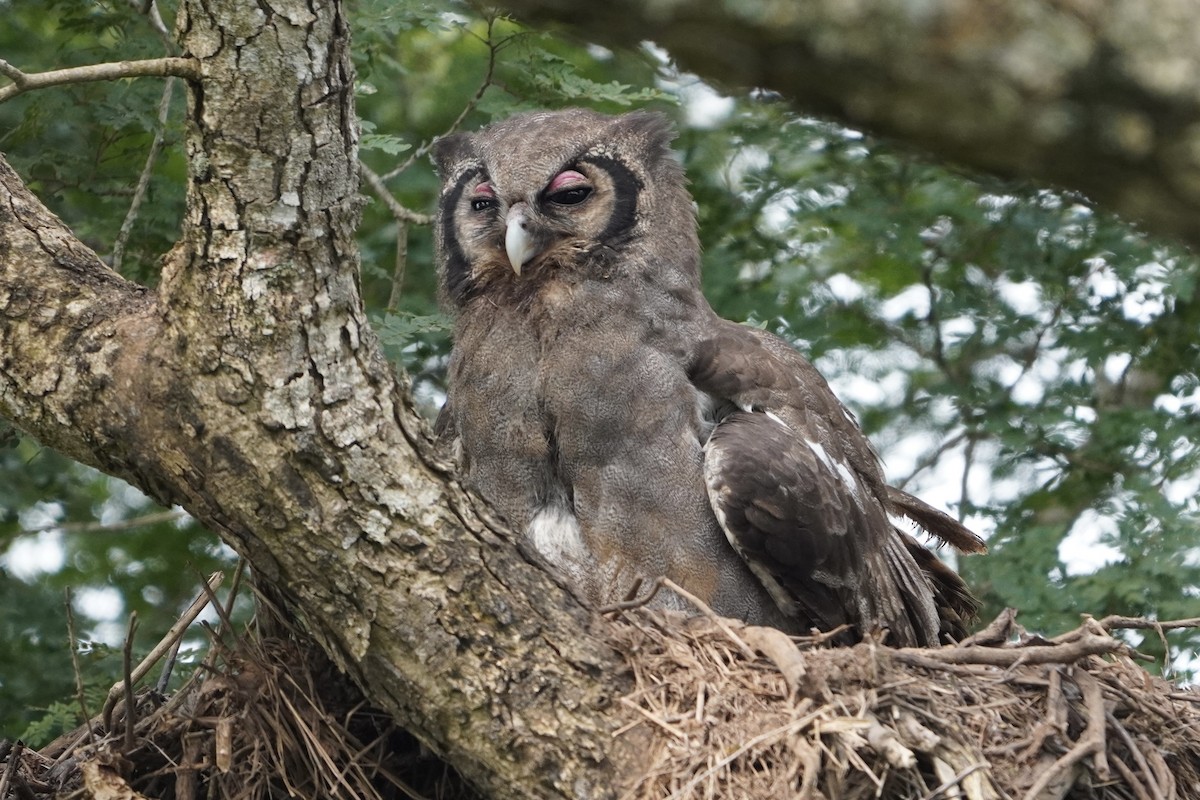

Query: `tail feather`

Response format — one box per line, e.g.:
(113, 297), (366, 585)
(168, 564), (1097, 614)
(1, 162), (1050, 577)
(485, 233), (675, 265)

(899, 529), (980, 643)
(886, 486), (988, 554)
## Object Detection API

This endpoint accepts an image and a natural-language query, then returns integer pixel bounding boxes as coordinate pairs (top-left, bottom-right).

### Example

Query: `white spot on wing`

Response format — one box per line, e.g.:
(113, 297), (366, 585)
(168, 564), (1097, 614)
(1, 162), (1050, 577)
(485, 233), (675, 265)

(805, 438), (837, 473)
(763, 410), (791, 430)
(805, 438), (865, 509)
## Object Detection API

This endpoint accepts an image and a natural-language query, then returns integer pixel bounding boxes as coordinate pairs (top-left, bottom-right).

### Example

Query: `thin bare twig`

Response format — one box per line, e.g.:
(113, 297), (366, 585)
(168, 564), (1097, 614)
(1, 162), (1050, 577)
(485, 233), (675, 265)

(0, 57), (199, 103)
(156, 559), (245, 695)
(381, 15), (512, 180)
(358, 162), (431, 225)
(126, 0), (173, 46)
(598, 576), (665, 613)
(894, 429), (967, 490)
(102, 571), (225, 730)
(958, 434), (976, 523)
(19, 508), (187, 536)
(122, 612), (140, 751)
(64, 587), (95, 746)
(195, 566), (237, 631)
(387, 219), (409, 312)
(112, 76), (177, 271)
(660, 578), (757, 660)
(1094, 614), (1200, 632)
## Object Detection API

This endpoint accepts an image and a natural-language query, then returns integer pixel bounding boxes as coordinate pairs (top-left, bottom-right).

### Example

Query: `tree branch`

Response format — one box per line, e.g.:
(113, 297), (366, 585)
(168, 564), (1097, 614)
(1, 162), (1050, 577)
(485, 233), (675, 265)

(0, 57), (200, 103)
(494, 0), (1200, 249)
(359, 162), (432, 225)
(2, 2), (644, 796)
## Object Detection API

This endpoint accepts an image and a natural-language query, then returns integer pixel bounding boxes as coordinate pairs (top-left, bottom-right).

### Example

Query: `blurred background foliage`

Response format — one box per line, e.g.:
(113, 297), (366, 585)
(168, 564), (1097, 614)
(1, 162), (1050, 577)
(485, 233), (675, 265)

(2, 0), (1198, 744)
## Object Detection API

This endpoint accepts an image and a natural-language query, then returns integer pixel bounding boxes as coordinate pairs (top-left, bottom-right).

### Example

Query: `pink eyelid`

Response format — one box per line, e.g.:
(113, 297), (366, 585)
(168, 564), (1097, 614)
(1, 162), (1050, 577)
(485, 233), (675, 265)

(548, 170), (589, 192)
(472, 181), (495, 197)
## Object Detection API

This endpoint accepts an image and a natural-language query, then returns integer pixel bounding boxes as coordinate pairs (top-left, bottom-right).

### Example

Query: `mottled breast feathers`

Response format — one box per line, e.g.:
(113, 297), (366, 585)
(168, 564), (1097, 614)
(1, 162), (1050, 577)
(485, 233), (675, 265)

(433, 108), (984, 647)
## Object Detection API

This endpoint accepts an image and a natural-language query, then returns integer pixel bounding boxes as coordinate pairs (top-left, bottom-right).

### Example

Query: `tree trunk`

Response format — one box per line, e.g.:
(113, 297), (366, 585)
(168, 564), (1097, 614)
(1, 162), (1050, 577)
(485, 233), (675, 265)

(0, 1), (642, 797)
(5, 1), (1200, 798)
(496, 0), (1200, 249)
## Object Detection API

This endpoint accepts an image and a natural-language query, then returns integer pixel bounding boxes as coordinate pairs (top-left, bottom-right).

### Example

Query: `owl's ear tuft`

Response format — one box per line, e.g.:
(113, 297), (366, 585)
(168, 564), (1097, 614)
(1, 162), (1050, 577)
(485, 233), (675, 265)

(432, 133), (476, 179)
(613, 110), (677, 156)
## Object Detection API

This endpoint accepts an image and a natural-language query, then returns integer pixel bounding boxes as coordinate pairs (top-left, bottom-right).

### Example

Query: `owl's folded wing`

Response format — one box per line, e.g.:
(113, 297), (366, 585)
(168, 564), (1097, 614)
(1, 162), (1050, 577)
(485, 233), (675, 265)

(691, 321), (980, 646)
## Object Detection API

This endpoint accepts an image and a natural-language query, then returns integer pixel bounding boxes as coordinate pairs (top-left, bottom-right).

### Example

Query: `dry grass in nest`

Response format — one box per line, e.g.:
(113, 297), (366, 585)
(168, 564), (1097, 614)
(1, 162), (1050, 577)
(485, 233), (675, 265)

(2, 572), (476, 800)
(607, 602), (1200, 799)
(2, 568), (1199, 800)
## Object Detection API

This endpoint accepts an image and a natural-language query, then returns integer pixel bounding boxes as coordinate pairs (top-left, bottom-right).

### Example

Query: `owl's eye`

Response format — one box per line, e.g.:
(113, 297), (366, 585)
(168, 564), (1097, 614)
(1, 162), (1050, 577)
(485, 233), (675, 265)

(470, 182), (497, 212)
(545, 170), (592, 206)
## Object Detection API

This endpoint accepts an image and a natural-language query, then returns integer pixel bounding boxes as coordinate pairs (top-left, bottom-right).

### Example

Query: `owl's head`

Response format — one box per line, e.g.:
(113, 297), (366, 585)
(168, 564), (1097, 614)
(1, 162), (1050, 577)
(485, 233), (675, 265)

(432, 108), (699, 309)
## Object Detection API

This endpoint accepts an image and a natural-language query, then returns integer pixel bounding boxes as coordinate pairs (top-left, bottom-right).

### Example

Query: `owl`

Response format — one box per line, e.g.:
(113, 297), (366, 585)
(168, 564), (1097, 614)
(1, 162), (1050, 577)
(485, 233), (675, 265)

(432, 108), (984, 647)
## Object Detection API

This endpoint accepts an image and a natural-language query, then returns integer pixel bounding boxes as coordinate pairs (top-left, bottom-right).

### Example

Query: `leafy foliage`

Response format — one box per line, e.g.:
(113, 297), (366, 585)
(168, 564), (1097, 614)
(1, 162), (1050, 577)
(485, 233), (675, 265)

(1, 0), (1198, 742)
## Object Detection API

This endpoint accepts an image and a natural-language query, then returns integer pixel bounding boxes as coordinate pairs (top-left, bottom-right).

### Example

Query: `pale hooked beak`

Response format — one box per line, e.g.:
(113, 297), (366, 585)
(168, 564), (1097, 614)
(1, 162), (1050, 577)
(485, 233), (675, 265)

(505, 203), (538, 275)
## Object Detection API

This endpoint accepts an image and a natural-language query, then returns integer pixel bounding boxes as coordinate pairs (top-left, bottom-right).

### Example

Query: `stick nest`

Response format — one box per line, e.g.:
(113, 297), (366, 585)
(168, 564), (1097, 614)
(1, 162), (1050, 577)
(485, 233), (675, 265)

(2, 590), (1198, 800)
(609, 606), (1200, 799)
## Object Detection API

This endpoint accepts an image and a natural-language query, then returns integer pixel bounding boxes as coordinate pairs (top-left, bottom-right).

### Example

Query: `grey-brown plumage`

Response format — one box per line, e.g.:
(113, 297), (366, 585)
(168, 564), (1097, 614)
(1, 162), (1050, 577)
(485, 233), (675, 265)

(432, 108), (985, 647)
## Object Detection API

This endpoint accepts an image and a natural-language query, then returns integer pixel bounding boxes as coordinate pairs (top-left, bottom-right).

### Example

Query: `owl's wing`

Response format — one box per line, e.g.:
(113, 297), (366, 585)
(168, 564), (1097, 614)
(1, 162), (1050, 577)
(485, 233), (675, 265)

(691, 321), (979, 646)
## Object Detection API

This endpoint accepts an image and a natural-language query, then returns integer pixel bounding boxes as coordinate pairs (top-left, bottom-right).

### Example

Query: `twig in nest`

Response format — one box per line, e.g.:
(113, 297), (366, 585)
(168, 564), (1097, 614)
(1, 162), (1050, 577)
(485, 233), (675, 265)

(922, 761), (988, 800)
(599, 576), (664, 613)
(1110, 756), (1158, 800)
(102, 571), (225, 730)
(741, 625), (810, 695)
(894, 632), (1125, 669)
(617, 696), (689, 740)
(667, 701), (818, 800)
(1106, 710), (1164, 800)
(158, 559), (245, 695)
(1021, 670), (1109, 800)
(1077, 671), (1110, 780)
(864, 712), (916, 768)
(0, 742), (23, 800)
(1093, 614), (1200, 632)
(959, 607), (1019, 646)
(1014, 667), (1066, 762)
(64, 587), (95, 746)
(807, 623), (855, 645)
(122, 612), (140, 752)
(659, 578), (757, 660)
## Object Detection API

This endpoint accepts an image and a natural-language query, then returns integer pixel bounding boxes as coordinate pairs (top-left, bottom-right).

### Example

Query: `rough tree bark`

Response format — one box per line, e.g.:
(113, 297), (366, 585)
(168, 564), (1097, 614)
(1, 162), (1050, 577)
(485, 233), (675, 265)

(497, 0), (1200, 250)
(0, 1), (643, 797)
(3, 1), (1198, 799)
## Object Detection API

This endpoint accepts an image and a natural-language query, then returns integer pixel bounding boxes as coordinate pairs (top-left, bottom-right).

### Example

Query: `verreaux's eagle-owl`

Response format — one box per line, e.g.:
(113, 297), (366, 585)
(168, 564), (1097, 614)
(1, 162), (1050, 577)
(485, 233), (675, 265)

(432, 108), (984, 647)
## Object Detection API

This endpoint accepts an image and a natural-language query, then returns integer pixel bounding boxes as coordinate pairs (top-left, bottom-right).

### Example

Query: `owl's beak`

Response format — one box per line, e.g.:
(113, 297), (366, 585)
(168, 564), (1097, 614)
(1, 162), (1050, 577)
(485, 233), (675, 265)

(505, 203), (539, 275)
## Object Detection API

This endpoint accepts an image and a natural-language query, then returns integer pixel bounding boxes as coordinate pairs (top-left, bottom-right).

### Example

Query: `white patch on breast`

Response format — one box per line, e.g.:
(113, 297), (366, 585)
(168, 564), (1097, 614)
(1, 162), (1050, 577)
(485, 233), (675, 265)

(526, 503), (587, 567)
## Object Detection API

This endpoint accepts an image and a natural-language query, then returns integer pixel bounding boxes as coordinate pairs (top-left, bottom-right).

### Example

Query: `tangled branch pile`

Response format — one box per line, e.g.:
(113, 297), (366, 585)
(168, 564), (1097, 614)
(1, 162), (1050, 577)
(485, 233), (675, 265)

(2, 587), (1197, 799)
(612, 607), (1200, 798)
